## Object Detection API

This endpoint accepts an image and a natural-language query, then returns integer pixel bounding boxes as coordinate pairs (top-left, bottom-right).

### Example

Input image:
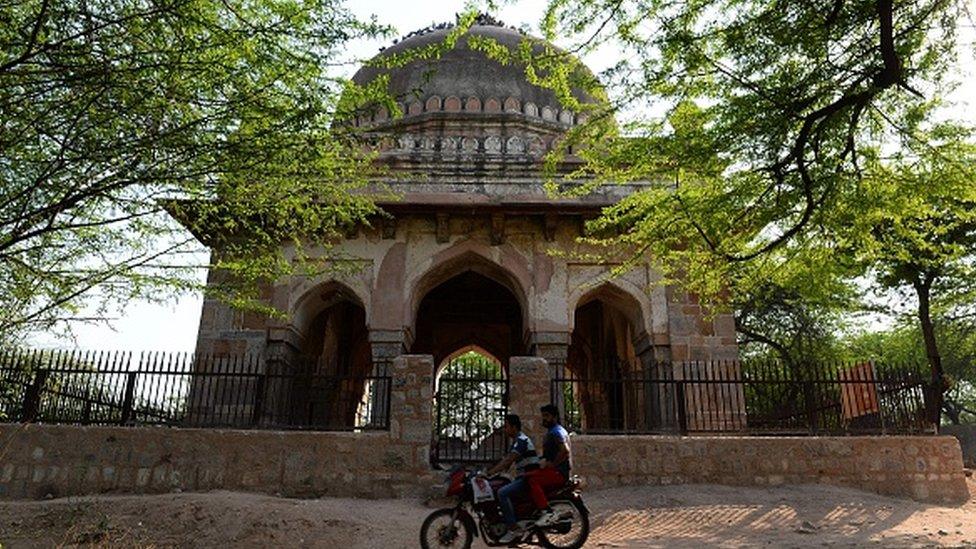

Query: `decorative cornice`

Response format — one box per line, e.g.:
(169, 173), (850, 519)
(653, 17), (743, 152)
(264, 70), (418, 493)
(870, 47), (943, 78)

(353, 94), (584, 128)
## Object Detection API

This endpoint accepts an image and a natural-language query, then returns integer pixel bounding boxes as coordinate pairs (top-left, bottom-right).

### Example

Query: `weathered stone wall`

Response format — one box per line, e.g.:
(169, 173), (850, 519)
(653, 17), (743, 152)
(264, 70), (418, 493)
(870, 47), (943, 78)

(1, 425), (968, 504)
(942, 425), (976, 468)
(1, 354), (966, 504)
(195, 213), (738, 370)
(0, 423), (436, 500)
(573, 435), (970, 503)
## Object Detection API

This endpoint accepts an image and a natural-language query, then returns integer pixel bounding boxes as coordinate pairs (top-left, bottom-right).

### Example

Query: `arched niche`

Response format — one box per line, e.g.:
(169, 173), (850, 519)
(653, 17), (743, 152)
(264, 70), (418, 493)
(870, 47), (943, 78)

(291, 281), (371, 376)
(279, 281), (376, 429)
(411, 269), (526, 367)
(566, 282), (651, 431)
(406, 249), (531, 339)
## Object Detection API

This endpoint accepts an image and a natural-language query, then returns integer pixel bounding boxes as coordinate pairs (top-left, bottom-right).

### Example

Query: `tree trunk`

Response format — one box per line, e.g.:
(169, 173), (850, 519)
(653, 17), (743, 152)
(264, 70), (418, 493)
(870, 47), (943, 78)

(913, 276), (944, 430)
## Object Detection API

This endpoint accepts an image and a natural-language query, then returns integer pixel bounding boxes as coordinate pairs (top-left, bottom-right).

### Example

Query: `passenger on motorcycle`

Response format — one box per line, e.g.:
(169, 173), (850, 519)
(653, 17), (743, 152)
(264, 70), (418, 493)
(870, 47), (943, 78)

(525, 404), (573, 528)
(484, 413), (540, 543)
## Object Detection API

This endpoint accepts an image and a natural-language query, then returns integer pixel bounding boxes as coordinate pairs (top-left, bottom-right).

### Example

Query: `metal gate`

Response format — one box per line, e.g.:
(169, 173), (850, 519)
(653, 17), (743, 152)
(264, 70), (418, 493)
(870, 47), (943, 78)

(432, 352), (509, 466)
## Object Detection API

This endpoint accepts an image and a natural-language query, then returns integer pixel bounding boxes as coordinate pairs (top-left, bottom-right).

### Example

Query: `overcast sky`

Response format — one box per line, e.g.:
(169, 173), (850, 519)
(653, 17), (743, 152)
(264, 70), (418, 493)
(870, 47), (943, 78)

(26, 0), (976, 352)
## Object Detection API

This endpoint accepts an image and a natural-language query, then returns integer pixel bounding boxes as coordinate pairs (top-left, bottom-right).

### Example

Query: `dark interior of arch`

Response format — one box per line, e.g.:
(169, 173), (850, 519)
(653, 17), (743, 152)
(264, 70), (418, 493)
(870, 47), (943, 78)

(289, 299), (372, 427)
(412, 270), (525, 367)
(567, 297), (641, 430)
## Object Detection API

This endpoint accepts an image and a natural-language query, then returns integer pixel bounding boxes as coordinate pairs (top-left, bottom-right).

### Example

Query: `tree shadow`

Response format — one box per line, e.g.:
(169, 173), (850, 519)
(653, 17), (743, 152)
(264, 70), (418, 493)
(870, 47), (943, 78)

(584, 483), (973, 547)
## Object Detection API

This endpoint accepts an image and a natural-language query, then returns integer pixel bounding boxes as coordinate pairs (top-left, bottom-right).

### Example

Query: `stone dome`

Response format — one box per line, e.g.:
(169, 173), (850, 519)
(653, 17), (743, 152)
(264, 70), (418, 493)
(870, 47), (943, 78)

(348, 15), (602, 134)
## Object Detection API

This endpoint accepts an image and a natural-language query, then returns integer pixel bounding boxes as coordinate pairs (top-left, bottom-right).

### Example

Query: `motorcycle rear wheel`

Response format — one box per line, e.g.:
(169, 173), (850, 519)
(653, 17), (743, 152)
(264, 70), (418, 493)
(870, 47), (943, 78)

(419, 508), (473, 549)
(537, 498), (589, 549)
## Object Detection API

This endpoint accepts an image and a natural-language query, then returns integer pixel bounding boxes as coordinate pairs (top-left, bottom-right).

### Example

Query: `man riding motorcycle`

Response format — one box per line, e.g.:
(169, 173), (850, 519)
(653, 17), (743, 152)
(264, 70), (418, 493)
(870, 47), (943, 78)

(484, 413), (540, 543)
(485, 405), (574, 543)
(420, 407), (588, 549)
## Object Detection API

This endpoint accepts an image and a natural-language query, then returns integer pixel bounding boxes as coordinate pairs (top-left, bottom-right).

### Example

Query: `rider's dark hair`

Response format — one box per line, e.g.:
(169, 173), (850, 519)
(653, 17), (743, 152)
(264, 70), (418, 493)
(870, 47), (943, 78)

(540, 404), (560, 422)
(505, 413), (522, 430)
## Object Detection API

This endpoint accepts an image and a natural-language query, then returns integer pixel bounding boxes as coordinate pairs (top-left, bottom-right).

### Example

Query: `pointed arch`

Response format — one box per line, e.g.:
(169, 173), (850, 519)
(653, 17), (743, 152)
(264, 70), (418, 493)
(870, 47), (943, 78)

(291, 279), (367, 336)
(568, 279), (651, 336)
(406, 245), (531, 332)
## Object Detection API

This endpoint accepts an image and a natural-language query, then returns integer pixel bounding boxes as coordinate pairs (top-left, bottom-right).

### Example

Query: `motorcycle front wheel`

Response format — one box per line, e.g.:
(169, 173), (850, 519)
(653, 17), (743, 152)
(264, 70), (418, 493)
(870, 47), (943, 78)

(419, 508), (473, 549)
(537, 498), (589, 549)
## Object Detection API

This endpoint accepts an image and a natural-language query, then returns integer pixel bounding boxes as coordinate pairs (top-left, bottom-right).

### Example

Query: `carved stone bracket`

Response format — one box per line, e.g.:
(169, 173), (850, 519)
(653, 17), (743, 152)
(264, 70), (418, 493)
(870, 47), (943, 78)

(435, 212), (450, 243)
(543, 213), (557, 242)
(490, 213), (505, 245)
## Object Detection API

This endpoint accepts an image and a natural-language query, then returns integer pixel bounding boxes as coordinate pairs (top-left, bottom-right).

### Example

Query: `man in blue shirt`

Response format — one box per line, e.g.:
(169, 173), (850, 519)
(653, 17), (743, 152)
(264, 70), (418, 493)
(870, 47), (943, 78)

(525, 403), (572, 527)
(485, 413), (540, 543)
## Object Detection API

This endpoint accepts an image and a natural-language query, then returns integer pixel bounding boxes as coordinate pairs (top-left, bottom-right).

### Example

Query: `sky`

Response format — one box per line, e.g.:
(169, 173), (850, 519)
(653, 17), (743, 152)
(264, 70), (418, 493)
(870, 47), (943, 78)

(25, 0), (976, 352)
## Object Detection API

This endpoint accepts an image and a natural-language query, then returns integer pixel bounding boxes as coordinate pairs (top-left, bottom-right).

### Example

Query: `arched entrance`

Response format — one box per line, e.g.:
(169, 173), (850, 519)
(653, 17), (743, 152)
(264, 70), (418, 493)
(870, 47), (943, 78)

(283, 284), (382, 429)
(411, 270), (526, 365)
(412, 267), (524, 466)
(565, 285), (650, 432)
(432, 348), (508, 465)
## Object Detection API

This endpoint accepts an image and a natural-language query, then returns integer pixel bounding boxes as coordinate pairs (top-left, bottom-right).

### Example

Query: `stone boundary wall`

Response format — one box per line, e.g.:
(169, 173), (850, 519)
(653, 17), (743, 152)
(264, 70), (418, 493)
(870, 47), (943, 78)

(0, 354), (441, 500)
(0, 424), (968, 504)
(573, 435), (970, 504)
(0, 423), (435, 500)
(942, 425), (976, 468)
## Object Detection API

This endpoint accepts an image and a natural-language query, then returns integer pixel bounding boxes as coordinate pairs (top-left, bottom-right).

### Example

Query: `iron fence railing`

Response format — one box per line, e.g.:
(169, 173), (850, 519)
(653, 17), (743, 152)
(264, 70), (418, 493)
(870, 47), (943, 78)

(432, 353), (509, 466)
(552, 360), (934, 435)
(0, 349), (390, 431)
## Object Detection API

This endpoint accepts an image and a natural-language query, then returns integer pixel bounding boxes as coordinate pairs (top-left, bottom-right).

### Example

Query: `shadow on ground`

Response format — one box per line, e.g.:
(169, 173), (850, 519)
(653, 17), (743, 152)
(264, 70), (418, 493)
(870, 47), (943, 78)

(0, 478), (973, 548)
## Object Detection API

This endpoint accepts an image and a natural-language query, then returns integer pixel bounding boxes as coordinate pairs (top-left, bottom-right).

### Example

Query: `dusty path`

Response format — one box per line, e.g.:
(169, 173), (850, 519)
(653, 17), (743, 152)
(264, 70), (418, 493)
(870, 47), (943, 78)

(1, 477), (973, 548)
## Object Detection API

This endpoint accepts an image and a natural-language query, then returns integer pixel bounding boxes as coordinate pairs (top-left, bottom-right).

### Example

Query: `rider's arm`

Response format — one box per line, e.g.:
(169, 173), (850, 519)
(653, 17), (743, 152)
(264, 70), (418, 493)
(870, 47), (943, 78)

(486, 452), (518, 476)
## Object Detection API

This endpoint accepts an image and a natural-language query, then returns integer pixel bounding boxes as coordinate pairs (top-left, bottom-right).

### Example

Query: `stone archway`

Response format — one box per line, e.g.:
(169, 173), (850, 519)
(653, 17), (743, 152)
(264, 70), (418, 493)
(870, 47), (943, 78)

(431, 348), (509, 465)
(286, 282), (374, 428)
(566, 284), (653, 431)
(411, 270), (527, 367)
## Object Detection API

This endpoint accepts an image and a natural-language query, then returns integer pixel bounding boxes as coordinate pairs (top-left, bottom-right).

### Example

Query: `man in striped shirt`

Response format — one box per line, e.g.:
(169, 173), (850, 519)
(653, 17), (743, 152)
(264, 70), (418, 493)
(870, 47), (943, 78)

(485, 413), (539, 543)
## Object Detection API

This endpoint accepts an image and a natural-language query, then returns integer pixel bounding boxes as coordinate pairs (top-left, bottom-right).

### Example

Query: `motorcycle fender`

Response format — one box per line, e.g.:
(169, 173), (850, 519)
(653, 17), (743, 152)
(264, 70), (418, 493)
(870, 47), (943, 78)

(455, 507), (479, 538)
(572, 492), (590, 516)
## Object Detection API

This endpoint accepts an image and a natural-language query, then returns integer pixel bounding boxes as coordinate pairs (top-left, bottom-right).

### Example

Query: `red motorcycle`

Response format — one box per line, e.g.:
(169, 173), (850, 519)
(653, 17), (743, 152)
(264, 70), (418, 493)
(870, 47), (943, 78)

(419, 466), (590, 548)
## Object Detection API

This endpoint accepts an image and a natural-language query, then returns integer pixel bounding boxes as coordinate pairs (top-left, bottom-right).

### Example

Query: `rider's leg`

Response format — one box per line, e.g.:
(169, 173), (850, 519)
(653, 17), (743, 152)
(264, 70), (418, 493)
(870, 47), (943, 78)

(525, 468), (565, 510)
(497, 476), (528, 529)
(525, 468), (567, 526)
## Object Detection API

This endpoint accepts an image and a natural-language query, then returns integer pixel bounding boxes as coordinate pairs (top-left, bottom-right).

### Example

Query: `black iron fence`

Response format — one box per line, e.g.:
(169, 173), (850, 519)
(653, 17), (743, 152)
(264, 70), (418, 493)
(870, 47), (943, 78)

(432, 352), (509, 466)
(552, 360), (934, 435)
(0, 349), (390, 431)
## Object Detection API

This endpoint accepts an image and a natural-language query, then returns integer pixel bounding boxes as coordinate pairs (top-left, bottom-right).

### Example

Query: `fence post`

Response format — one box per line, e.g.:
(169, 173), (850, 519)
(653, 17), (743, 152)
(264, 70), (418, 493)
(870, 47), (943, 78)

(675, 378), (688, 435)
(251, 372), (267, 426)
(804, 379), (818, 435)
(120, 372), (138, 425)
(21, 369), (49, 422)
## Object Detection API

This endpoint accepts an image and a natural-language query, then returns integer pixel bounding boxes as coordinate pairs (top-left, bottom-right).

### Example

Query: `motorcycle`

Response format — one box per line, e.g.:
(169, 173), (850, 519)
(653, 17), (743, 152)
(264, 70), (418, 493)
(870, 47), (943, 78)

(419, 466), (590, 548)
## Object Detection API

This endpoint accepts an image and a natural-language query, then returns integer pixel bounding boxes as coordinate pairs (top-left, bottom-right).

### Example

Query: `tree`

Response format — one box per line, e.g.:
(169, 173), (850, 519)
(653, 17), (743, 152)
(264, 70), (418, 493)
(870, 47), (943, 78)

(531, 1), (974, 413)
(0, 0), (390, 343)
(842, 128), (976, 422)
(845, 318), (976, 424)
(531, 0), (967, 304)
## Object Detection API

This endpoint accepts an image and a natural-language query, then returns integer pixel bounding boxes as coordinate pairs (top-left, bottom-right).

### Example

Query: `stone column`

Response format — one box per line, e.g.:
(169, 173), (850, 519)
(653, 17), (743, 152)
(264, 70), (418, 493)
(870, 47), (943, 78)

(508, 356), (551, 436)
(389, 354), (435, 472)
(529, 331), (569, 417)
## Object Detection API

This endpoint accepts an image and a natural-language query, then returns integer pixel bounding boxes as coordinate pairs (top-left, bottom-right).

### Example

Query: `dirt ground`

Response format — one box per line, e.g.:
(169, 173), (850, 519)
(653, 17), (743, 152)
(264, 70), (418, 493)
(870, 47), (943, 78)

(1, 476), (974, 548)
